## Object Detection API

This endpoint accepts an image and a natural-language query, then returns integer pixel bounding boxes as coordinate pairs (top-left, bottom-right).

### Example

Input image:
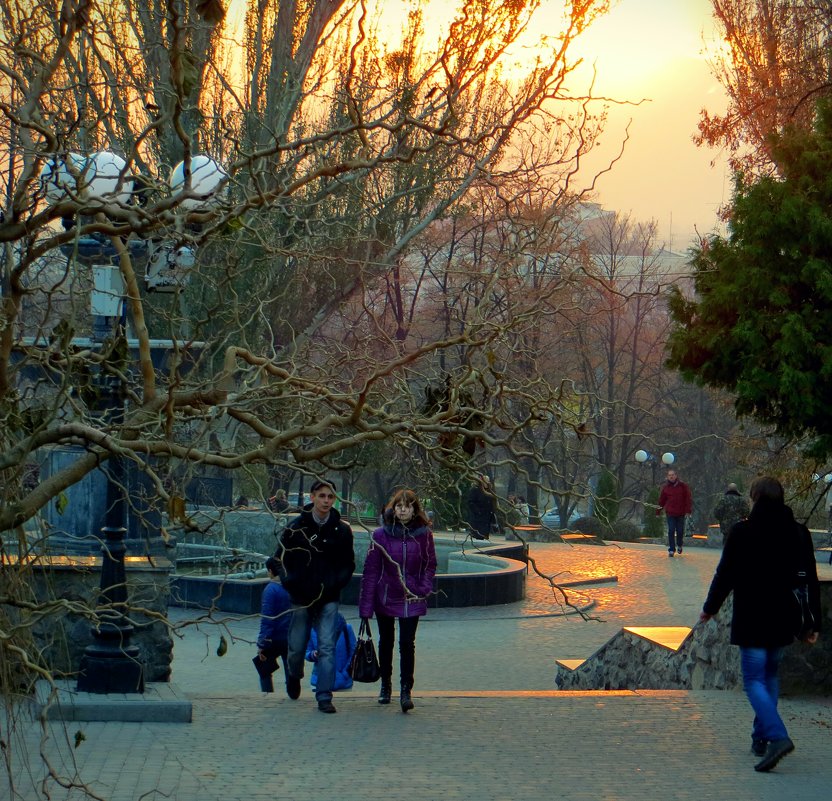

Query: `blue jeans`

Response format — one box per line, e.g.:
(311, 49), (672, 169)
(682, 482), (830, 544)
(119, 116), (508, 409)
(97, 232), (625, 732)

(666, 515), (685, 551)
(287, 601), (339, 702)
(740, 647), (788, 742)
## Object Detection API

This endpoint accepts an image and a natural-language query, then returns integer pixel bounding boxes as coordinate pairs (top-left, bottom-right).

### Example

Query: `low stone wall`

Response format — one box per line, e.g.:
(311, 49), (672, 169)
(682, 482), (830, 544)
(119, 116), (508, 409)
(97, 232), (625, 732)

(557, 580), (832, 695)
(3, 558), (175, 684)
(173, 509), (283, 557)
(170, 539), (529, 614)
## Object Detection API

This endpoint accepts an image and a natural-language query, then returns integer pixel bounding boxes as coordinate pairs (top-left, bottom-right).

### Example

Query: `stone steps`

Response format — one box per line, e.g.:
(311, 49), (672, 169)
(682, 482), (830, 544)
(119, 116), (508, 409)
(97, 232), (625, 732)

(555, 608), (740, 692)
(555, 583), (832, 694)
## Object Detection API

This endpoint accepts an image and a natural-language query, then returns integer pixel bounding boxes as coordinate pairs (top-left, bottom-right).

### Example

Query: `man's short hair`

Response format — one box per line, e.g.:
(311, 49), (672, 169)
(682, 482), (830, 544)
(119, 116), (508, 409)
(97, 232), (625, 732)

(265, 556), (281, 575)
(310, 478), (336, 494)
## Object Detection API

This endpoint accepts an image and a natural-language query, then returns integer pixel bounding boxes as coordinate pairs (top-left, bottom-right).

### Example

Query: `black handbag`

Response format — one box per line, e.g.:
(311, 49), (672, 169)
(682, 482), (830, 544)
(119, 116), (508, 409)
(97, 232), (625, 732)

(349, 619), (381, 683)
(792, 570), (816, 640)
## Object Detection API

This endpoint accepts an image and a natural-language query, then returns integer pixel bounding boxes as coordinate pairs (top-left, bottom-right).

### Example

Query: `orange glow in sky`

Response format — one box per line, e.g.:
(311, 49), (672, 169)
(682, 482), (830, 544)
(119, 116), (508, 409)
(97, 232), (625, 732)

(226, 0), (729, 251)
(568, 0), (730, 250)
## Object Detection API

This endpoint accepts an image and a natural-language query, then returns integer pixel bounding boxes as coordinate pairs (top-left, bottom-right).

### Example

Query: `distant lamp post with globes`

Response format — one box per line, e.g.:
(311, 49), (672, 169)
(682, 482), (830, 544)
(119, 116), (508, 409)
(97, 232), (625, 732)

(634, 449), (675, 487)
(40, 150), (227, 693)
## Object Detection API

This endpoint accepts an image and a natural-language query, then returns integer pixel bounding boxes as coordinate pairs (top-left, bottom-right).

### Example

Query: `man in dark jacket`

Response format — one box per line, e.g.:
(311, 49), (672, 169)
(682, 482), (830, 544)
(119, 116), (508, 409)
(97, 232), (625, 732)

(713, 482), (750, 544)
(656, 469), (693, 556)
(700, 476), (821, 772)
(467, 474), (496, 540)
(277, 479), (355, 714)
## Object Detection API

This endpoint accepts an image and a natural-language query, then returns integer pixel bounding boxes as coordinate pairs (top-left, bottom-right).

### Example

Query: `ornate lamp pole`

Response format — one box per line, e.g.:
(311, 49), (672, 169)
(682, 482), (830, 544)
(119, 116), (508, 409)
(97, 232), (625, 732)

(42, 150), (227, 693)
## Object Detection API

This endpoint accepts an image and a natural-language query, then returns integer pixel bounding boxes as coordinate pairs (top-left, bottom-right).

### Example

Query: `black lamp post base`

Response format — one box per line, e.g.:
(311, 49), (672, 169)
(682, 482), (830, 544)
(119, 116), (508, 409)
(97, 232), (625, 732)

(77, 646), (145, 694)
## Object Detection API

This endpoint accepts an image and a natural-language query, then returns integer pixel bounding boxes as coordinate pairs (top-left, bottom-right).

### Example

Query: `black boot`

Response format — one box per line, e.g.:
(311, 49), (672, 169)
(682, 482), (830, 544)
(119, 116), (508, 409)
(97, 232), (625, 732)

(400, 684), (414, 713)
(378, 680), (392, 705)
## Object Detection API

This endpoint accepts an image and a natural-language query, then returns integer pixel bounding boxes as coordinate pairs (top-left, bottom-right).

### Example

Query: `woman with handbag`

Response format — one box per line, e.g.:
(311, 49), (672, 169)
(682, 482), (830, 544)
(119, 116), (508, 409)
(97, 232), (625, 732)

(358, 488), (437, 712)
(700, 476), (821, 772)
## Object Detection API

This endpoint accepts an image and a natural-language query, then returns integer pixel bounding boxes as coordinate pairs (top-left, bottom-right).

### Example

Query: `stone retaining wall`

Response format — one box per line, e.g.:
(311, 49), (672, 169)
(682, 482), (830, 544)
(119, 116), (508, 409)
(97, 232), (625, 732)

(3, 559), (175, 684)
(557, 580), (832, 695)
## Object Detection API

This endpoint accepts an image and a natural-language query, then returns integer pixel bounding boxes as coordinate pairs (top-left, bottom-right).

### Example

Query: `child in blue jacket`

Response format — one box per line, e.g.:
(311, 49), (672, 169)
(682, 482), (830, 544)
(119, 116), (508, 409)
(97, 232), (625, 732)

(254, 557), (291, 692)
(305, 613), (356, 691)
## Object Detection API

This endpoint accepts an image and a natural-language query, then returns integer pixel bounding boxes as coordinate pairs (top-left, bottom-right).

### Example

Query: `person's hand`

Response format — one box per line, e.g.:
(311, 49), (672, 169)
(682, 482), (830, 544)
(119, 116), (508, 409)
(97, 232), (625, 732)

(699, 612), (713, 624)
(257, 648), (266, 661)
(802, 631), (819, 645)
(311, 650), (318, 659)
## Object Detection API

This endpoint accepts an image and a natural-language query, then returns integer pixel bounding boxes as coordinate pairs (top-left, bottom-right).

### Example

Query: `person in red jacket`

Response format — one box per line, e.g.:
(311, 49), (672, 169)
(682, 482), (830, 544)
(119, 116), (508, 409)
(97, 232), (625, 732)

(657, 469), (693, 557)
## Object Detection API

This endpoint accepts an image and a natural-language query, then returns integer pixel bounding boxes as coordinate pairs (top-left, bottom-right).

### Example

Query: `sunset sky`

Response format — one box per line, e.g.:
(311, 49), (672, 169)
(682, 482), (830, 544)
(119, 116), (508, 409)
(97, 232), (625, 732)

(371, 0), (731, 250)
(570, 0), (730, 251)
(227, 0), (731, 252)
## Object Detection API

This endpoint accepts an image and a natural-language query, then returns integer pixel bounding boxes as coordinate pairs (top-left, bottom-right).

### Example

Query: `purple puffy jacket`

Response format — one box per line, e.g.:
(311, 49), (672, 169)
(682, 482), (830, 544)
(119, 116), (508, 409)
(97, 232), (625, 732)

(358, 523), (437, 619)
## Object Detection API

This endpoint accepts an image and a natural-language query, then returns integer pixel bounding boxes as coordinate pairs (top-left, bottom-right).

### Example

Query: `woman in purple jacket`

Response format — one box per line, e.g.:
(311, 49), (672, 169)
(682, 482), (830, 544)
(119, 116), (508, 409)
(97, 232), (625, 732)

(358, 488), (437, 712)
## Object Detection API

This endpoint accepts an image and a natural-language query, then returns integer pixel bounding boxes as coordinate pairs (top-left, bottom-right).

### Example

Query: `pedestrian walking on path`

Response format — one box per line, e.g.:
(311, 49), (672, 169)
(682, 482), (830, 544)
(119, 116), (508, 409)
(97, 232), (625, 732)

(277, 478), (355, 714)
(713, 482), (750, 544)
(657, 468), (693, 556)
(253, 557), (291, 692)
(359, 488), (437, 712)
(700, 476), (822, 772)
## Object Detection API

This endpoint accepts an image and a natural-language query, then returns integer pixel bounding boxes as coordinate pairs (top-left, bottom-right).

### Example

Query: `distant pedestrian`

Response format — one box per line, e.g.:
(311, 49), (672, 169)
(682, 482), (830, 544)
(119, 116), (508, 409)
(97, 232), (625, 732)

(268, 488), (290, 513)
(359, 488), (437, 712)
(700, 476), (821, 772)
(656, 469), (693, 556)
(305, 613), (356, 692)
(277, 479), (355, 714)
(467, 474), (496, 540)
(254, 557), (291, 693)
(826, 482), (832, 534)
(713, 482), (750, 543)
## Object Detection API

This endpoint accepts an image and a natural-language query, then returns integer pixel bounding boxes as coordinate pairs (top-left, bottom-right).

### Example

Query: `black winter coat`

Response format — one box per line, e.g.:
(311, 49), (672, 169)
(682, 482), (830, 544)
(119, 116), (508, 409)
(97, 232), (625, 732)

(277, 506), (355, 607)
(702, 499), (821, 647)
(467, 485), (495, 538)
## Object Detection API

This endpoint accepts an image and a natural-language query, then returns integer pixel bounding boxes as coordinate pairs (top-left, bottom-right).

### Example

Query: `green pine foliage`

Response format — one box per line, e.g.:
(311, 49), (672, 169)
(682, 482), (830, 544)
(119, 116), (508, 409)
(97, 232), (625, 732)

(643, 486), (664, 538)
(667, 100), (832, 457)
(595, 467), (619, 527)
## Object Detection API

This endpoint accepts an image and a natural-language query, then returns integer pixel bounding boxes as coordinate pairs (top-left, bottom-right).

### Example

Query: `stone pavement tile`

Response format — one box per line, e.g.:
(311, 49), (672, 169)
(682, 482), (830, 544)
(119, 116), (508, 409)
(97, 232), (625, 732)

(8, 541), (831, 800)
(8, 691), (832, 801)
(8, 691), (831, 801)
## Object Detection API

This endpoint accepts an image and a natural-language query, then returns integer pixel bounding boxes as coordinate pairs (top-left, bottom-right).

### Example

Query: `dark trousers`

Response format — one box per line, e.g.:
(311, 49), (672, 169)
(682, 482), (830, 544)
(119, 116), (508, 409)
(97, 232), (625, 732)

(254, 642), (288, 692)
(376, 614), (420, 689)
(666, 515), (686, 551)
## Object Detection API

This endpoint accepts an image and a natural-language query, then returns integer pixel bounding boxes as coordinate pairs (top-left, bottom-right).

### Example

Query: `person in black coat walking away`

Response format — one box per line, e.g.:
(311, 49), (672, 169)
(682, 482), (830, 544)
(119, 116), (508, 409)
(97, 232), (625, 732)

(700, 476), (821, 772)
(467, 474), (496, 540)
(276, 479), (355, 714)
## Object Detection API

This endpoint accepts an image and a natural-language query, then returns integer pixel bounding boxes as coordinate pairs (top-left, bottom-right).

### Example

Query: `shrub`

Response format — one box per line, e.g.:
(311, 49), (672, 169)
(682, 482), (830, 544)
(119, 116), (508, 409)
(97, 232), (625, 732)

(607, 519), (642, 542)
(570, 515), (609, 538)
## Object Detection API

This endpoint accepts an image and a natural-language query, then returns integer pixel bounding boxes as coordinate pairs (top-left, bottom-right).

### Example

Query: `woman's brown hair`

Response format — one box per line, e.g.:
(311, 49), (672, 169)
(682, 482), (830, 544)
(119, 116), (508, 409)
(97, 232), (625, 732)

(386, 488), (431, 528)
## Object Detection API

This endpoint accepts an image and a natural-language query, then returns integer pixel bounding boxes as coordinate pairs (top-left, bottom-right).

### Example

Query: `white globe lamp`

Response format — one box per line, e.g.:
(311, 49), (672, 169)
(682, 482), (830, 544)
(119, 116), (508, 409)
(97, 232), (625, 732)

(661, 452), (675, 465)
(634, 450), (648, 464)
(169, 155), (228, 210)
(83, 151), (132, 204)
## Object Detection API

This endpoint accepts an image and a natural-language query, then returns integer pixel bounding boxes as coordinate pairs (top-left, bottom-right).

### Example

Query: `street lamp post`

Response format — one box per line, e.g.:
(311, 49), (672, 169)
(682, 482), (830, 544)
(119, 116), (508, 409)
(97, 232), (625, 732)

(77, 367), (145, 692)
(634, 449), (675, 486)
(42, 150), (227, 693)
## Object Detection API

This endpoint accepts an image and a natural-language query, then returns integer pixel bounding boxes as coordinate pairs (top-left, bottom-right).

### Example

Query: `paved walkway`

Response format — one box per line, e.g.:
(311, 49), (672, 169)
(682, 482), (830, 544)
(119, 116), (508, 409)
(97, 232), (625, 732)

(7, 540), (832, 800)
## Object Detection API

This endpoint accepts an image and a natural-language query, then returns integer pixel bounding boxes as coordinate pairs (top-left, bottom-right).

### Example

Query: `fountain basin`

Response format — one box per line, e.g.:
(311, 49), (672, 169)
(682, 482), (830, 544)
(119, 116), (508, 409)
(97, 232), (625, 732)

(169, 534), (527, 614)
